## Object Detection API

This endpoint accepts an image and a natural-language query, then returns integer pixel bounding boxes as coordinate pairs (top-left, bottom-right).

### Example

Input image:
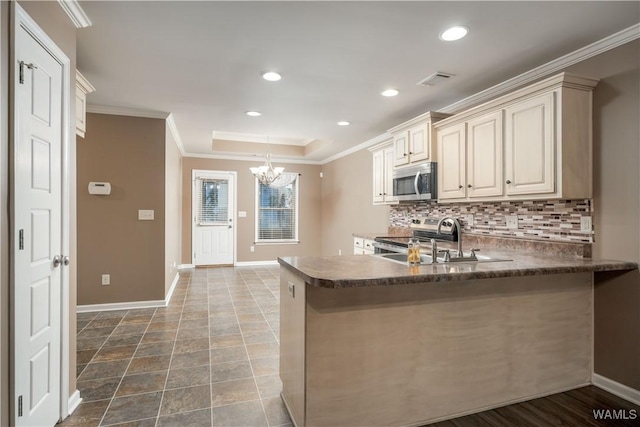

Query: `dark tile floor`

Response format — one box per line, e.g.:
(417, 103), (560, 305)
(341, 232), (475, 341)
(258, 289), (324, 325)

(60, 265), (292, 427)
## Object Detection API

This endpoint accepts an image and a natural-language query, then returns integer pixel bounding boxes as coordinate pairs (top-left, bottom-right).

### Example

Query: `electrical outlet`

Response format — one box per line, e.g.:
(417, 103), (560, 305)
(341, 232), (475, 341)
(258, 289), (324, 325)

(287, 282), (295, 298)
(101, 274), (110, 285)
(250, 245), (255, 252)
(338, 249), (342, 256)
(505, 215), (519, 229)
(463, 214), (474, 227)
(580, 216), (592, 233)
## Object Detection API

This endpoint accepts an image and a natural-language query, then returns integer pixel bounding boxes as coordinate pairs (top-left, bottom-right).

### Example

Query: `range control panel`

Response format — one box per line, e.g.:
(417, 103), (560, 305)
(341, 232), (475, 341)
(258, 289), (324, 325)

(409, 217), (456, 235)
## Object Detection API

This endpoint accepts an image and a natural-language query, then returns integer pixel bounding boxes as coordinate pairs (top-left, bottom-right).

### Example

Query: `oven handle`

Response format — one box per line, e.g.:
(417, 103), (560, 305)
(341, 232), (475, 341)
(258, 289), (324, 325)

(373, 241), (408, 254)
(414, 171), (420, 196)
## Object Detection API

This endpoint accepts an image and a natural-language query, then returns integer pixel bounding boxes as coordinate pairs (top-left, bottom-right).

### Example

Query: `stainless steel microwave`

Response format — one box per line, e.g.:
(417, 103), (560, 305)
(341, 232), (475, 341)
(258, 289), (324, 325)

(392, 163), (437, 201)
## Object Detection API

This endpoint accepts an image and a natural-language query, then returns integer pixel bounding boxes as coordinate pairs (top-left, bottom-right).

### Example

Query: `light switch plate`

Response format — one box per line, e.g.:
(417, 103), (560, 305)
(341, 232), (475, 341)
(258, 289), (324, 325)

(287, 282), (295, 298)
(101, 274), (110, 285)
(238, 211), (247, 218)
(505, 215), (519, 229)
(580, 216), (592, 233)
(138, 210), (154, 220)
(463, 214), (474, 227)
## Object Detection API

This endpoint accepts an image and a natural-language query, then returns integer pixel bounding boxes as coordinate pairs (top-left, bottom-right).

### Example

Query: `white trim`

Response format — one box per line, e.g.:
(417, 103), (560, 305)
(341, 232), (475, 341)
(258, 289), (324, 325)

(86, 104), (169, 119)
(75, 70), (95, 95)
(592, 373), (640, 406)
(165, 272), (180, 305)
(320, 132), (392, 165)
(77, 300), (167, 313)
(184, 152), (322, 165)
(166, 113), (185, 155)
(212, 130), (312, 147)
(178, 264), (195, 270)
(254, 172), (299, 244)
(440, 23), (640, 115)
(67, 390), (82, 415)
(56, 0), (91, 28)
(235, 260), (279, 267)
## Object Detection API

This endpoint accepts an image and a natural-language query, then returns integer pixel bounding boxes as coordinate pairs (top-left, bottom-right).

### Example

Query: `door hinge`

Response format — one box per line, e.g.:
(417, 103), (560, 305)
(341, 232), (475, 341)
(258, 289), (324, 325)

(18, 61), (37, 85)
(18, 395), (22, 417)
(19, 229), (24, 250)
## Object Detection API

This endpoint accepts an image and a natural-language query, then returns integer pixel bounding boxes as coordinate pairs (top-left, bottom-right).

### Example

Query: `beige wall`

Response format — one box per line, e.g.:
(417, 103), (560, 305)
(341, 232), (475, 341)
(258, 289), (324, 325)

(0, 0), (78, 416)
(320, 149), (389, 256)
(566, 40), (640, 390)
(78, 114), (166, 304)
(182, 157), (322, 263)
(165, 126), (182, 294)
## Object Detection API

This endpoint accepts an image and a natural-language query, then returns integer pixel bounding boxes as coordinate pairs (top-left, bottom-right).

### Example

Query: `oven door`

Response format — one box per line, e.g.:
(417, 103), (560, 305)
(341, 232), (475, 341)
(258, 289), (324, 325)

(393, 163), (437, 201)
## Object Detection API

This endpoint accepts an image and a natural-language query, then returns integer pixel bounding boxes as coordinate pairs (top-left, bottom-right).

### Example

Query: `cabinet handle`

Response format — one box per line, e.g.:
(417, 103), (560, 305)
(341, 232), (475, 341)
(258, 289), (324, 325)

(409, 152), (412, 155)
(458, 185), (463, 189)
(467, 184), (472, 188)
(383, 193), (386, 195)
(378, 193), (382, 196)
(506, 179), (512, 184)
(404, 153), (407, 157)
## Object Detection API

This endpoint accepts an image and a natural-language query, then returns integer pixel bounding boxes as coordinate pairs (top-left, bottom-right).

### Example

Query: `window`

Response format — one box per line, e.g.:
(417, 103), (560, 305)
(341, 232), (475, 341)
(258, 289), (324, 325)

(255, 173), (299, 243)
(197, 178), (229, 224)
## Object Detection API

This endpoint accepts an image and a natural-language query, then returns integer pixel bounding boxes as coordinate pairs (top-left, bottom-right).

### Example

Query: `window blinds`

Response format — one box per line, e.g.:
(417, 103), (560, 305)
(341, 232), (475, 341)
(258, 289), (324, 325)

(257, 173), (298, 241)
(196, 178), (229, 225)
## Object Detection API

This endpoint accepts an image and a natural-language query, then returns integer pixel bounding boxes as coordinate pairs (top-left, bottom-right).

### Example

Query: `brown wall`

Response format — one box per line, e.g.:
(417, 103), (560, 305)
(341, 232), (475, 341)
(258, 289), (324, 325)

(181, 157), (322, 263)
(78, 114), (166, 304)
(566, 40), (640, 390)
(320, 149), (389, 256)
(165, 126), (182, 293)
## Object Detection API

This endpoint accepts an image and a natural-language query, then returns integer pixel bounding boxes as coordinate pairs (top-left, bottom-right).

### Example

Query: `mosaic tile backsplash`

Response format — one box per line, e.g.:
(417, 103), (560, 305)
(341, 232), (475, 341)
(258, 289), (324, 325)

(390, 199), (594, 243)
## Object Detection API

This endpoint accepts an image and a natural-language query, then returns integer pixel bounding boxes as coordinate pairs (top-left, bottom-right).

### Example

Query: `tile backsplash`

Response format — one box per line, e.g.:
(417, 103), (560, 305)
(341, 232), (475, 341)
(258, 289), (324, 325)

(390, 199), (593, 243)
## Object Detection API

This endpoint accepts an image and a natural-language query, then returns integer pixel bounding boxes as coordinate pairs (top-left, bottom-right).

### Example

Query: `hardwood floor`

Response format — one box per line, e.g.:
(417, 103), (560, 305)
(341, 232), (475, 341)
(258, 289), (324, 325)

(428, 386), (640, 426)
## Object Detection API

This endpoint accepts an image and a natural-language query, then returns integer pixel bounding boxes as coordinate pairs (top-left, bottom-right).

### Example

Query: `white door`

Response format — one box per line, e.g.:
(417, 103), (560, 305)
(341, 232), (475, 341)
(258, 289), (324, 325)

(393, 131), (410, 166)
(13, 20), (64, 427)
(383, 146), (396, 203)
(467, 111), (503, 198)
(437, 123), (467, 200)
(372, 149), (384, 203)
(408, 123), (429, 163)
(192, 171), (235, 266)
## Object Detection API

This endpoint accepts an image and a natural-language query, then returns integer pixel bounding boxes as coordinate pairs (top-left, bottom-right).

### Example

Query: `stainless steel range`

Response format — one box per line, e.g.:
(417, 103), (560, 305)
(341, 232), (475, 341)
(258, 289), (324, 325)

(373, 217), (458, 254)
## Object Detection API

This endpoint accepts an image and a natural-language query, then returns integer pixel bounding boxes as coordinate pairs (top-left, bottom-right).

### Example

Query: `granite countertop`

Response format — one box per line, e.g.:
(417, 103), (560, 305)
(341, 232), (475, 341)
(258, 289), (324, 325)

(278, 250), (638, 289)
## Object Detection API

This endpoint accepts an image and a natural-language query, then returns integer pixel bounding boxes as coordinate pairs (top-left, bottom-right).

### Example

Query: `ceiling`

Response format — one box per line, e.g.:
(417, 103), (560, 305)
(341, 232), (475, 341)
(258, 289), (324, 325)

(76, 1), (640, 163)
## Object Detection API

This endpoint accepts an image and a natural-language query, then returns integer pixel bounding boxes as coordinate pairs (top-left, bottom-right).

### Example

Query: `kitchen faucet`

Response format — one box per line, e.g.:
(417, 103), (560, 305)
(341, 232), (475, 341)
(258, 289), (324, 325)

(436, 217), (464, 258)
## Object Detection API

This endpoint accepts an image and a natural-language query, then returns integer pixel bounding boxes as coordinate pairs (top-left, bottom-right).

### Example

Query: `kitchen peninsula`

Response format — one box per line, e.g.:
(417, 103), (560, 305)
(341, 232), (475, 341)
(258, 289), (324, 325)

(278, 250), (637, 427)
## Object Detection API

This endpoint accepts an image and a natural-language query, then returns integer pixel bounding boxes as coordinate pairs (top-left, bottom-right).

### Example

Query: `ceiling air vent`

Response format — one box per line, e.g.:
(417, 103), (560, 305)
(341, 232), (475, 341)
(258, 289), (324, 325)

(417, 72), (454, 87)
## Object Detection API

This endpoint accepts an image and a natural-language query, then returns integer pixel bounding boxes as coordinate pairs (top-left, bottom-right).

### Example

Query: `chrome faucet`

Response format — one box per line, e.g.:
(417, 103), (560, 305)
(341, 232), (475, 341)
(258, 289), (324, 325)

(436, 217), (464, 258)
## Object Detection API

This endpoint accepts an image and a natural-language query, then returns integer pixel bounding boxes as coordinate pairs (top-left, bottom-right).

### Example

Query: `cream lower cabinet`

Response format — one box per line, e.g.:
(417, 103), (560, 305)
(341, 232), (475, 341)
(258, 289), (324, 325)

(353, 237), (374, 255)
(434, 72), (597, 202)
(370, 142), (396, 205)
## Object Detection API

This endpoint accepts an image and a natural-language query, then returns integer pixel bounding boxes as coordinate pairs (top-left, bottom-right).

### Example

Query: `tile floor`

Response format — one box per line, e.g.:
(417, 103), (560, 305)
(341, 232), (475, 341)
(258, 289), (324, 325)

(59, 265), (292, 427)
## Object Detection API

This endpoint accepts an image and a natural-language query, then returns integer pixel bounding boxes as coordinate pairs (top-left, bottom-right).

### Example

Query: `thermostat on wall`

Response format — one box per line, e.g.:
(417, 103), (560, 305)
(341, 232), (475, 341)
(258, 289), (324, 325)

(88, 182), (111, 195)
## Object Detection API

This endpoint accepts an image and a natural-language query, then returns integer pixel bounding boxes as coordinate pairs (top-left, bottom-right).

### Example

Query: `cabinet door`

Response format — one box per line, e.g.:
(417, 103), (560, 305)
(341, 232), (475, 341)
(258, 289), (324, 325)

(372, 149), (385, 203)
(505, 92), (555, 195)
(408, 124), (429, 163)
(393, 131), (410, 166)
(383, 147), (396, 203)
(437, 123), (466, 200)
(467, 111), (503, 198)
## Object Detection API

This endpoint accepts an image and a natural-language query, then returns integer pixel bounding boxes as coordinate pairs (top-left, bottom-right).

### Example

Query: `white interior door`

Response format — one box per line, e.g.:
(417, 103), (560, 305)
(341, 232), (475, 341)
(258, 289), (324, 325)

(192, 171), (235, 266)
(13, 19), (64, 427)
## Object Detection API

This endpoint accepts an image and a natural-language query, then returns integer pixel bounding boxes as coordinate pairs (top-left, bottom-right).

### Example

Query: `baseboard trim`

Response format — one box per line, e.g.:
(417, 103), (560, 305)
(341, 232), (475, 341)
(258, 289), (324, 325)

(165, 272), (180, 305)
(592, 373), (640, 405)
(234, 260), (279, 267)
(178, 263), (195, 270)
(77, 299), (166, 313)
(68, 390), (82, 415)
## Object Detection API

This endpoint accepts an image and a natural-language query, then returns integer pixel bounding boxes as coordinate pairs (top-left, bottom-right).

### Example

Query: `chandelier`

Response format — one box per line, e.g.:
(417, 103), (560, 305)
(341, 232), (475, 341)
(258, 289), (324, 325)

(250, 152), (284, 186)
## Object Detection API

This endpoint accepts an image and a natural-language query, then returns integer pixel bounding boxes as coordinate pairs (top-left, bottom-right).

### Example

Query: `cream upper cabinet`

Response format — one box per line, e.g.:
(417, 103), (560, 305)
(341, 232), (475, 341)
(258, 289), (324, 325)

(389, 112), (451, 168)
(370, 141), (397, 205)
(433, 72), (597, 202)
(504, 93), (554, 196)
(75, 70), (95, 138)
(437, 123), (466, 200)
(467, 111), (503, 198)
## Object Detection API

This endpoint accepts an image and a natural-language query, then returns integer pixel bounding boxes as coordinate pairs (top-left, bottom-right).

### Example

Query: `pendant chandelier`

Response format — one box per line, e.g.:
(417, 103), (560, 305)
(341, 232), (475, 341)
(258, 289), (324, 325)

(250, 144), (284, 186)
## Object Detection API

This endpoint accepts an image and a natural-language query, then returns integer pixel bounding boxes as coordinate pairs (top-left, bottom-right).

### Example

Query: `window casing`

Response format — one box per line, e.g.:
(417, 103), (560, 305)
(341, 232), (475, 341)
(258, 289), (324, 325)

(255, 173), (299, 243)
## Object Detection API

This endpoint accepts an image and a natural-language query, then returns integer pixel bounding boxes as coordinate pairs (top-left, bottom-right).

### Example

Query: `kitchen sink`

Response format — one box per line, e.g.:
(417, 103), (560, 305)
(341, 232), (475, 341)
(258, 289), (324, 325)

(376, 252), (511, 264)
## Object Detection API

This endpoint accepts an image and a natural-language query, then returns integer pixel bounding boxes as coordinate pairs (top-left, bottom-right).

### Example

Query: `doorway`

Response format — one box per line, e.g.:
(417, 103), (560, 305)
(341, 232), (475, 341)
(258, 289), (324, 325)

(192, 170), (236, 266)
(11, 4), (71, 426)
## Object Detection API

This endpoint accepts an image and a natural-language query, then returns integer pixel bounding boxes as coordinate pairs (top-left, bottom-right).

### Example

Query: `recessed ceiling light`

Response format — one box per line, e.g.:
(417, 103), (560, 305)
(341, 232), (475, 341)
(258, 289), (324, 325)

(262, 72), (282, 82)
(246, 111), (262, 117)
(337, 121), (350, 126)
(381, 89), (399, 97)
(439, 26), (469, 41)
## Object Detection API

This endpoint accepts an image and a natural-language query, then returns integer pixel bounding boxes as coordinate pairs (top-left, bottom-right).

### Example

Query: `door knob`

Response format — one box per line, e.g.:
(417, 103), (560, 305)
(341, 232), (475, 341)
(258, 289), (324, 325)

(53, 255), (61, 268)
(63, 256), (70, 266)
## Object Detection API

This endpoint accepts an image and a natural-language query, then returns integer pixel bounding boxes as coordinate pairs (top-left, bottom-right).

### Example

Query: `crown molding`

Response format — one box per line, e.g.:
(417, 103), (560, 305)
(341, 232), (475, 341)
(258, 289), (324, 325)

(75, 70), (95, 94)
(166, 114), (185, 155)
(320, 132), (392, 165)
(183, 152), (322, 165)
(86, 104), (170, 119)
(440, 23), (640, 114)
(57, 0), (92, 28)
(212, 130), (312, 146)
